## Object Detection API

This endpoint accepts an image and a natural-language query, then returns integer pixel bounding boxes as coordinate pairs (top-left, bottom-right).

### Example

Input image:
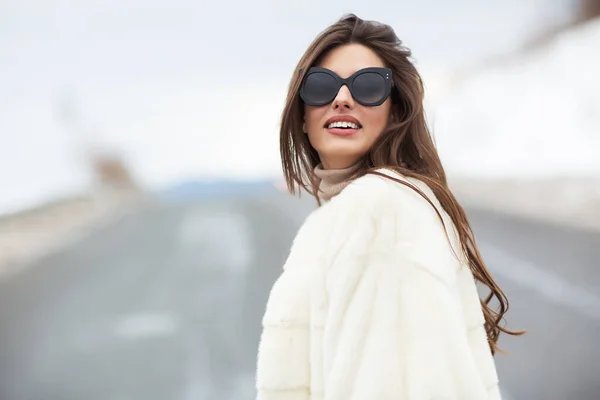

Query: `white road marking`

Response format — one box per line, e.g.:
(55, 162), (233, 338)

(480, 240), (600, 321)
(178, 207), (254, 274)
(178, 206), (255, 399)
(113, 312), (180, 340)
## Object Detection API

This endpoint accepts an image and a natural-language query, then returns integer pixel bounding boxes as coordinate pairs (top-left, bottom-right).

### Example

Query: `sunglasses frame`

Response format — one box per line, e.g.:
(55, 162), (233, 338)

(300, 66), (393, 107)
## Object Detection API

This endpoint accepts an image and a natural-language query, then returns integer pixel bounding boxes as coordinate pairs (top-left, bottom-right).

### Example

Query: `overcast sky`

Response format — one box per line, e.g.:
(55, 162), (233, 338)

(0, 0), (579, 211)
(1, 0), (576, 91)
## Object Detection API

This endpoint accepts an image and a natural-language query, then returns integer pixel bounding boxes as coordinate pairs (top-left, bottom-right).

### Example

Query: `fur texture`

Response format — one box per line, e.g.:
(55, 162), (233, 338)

(256, 169), (502, 400)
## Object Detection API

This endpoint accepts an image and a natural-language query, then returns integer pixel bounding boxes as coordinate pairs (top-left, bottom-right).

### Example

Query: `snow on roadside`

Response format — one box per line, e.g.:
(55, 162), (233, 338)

(449, 177), (600, 232)
(432, 18), (600, 230)
(0, 190), (142, 278)
(433, 17), (600, 179)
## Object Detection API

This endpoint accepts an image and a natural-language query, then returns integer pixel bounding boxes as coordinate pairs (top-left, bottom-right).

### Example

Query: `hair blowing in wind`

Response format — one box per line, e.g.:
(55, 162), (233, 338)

(279, 13), (525, 354)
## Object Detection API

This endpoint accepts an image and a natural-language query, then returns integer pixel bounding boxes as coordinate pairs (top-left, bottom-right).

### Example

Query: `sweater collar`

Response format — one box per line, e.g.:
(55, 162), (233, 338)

(313, 161), (362, 201)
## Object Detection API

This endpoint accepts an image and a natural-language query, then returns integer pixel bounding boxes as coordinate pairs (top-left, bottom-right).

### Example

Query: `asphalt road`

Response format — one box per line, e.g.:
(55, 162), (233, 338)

(0, 190), (598, 400)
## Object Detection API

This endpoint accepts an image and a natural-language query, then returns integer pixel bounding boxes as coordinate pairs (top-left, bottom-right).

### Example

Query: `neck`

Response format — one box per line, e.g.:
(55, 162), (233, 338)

(313, 160), (362, 201)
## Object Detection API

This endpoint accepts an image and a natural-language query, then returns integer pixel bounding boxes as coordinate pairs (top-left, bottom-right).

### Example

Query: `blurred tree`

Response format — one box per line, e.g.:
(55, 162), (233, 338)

(523, 0), (600, 50)
(448, 0), (600, 88)
(56, 90), (141, 195)
(91, 150), (141, 194)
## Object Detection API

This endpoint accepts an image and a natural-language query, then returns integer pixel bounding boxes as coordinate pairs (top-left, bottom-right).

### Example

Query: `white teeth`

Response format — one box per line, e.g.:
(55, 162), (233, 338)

(327, 121), (360, 129)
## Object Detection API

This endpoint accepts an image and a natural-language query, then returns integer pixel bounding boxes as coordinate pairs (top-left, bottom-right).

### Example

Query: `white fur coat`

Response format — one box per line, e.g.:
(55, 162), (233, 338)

(256, 169), (502, 400)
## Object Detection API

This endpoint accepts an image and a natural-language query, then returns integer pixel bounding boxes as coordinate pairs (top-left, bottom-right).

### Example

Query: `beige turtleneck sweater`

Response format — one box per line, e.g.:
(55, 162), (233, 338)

(313, 162), (362, 201)
(314, 161), (410, 201)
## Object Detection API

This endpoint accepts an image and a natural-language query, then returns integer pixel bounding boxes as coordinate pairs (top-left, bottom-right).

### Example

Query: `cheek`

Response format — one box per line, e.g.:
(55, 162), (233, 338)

(364, 104), (391, 133)
(304, 106), (327, 133)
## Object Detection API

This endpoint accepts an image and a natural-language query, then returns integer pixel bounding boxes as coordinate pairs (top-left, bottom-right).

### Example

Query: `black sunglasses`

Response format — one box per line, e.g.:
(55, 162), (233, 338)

(299, 66), (393, 107)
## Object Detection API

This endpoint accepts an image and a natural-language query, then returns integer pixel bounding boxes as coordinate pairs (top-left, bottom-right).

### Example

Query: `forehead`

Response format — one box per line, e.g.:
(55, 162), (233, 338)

(317, 43), (386, 78)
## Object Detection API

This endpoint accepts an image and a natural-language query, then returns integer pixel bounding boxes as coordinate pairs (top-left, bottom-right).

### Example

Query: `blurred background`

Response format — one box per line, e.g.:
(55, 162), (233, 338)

(1, 0), (599, 399)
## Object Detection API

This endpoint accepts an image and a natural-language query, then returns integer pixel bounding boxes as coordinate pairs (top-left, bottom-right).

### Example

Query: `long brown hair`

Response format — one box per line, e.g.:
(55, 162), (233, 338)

(279, 13), (525, 354)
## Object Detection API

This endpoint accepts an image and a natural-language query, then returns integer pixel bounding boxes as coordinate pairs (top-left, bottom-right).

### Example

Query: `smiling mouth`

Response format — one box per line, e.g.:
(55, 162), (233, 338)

(325, 121), (362, 130)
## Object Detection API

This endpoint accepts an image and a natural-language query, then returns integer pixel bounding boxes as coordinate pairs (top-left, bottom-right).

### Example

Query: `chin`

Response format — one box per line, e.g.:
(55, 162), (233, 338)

(318, 142), (367, 166)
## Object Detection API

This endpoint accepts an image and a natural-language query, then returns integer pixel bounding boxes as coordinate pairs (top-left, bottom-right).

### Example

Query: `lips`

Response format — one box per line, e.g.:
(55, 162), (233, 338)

(322, 115), (362, 137)
(327, 126), (360, 137)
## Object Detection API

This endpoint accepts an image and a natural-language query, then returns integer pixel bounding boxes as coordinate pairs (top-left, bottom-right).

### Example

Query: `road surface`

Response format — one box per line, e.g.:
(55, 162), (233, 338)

(0, 189), (598, 399)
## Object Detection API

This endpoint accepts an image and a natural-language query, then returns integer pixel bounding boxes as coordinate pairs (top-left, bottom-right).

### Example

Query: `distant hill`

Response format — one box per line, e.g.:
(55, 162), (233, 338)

(156, 179), (277, 202)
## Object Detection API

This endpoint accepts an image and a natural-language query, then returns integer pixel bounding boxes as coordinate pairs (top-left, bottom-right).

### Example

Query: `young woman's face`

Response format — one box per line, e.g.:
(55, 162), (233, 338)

(304, 43), (392, 169)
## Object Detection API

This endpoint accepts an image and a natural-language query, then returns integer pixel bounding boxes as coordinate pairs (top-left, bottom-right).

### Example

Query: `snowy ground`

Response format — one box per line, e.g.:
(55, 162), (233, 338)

(431, 17), (600, 180)
(432, 17), (600, 232)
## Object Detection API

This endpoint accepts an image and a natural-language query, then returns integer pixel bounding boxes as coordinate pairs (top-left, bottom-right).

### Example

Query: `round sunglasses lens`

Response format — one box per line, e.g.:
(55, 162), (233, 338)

(353, 72), (386, 104)
(303, 72), (338, 105)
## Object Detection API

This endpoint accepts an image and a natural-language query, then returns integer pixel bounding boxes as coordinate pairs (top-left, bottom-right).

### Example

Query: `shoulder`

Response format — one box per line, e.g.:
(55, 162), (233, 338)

(332, 167), (442, 222)
(328, 168), (462, 283)
(313, 167), (444, 245)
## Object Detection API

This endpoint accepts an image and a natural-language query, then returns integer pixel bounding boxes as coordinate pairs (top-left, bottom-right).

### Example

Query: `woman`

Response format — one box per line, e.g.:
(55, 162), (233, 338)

(256, 14), (523, 400)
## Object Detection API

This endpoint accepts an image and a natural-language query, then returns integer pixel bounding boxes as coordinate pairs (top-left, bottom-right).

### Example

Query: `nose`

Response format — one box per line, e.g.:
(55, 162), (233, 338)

(331, 84), (355, 109)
